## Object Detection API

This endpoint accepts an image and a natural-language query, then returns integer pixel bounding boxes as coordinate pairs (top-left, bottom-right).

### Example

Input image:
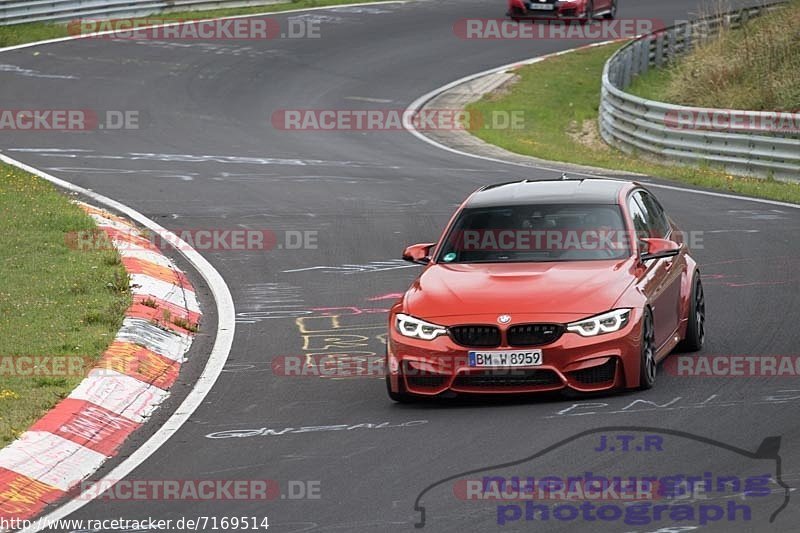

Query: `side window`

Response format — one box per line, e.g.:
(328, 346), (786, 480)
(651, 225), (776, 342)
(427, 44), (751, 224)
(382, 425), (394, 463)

(628, 196), (649, 240)
(633, 191), (669, 238)
(638, 191), (670, 237)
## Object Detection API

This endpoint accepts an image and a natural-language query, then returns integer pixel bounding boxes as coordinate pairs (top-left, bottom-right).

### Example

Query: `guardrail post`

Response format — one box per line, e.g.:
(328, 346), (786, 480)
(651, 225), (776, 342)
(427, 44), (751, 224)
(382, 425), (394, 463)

(739, 7), (750, 26)
(638, 37), (650, 74)
(622, 46), (632, 88)
(630, 40), (640, 79)
(665, 28), (675, 62)
(654, 32), (665, 68)
(681, 22), (692, 54)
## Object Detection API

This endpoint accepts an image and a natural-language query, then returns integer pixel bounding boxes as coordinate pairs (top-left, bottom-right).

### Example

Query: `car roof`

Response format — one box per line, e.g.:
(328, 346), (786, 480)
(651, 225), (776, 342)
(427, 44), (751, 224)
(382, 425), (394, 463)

(466, 178), (631, 207)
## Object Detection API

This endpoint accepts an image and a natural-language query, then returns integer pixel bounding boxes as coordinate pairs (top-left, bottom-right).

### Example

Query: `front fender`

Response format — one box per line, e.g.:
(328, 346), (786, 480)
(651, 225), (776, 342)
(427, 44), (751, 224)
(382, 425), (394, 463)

(677, 256), (699, 339)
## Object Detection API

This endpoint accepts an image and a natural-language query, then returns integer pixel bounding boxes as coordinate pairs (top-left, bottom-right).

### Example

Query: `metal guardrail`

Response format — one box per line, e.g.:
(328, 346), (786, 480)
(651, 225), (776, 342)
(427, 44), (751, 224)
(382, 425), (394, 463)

(599, 4), (800, 182)
(0, 0), (287, 26)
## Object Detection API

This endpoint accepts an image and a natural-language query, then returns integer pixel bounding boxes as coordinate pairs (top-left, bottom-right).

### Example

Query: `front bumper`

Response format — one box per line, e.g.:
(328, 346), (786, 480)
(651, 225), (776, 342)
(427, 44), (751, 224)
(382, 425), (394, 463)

(387, 309), (643, 396)
(508, 1), (585, 20)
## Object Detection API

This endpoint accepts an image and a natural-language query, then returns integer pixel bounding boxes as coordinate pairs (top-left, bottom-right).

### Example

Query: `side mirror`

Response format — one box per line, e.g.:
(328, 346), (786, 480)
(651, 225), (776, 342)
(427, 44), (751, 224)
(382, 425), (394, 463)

(640, 238), (681, 262)
(403, 243), (435, 265)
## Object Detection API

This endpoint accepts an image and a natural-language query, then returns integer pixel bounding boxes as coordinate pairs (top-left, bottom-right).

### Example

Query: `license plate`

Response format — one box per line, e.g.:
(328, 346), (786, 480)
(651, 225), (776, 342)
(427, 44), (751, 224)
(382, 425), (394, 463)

(468, 350), (543, 367)
(528, 3), (555, 10)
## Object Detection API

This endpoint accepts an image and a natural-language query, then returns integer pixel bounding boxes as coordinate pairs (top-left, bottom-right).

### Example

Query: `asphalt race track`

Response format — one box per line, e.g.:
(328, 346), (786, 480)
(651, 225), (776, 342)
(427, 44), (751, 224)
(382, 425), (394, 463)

(2, 0), (799, 531)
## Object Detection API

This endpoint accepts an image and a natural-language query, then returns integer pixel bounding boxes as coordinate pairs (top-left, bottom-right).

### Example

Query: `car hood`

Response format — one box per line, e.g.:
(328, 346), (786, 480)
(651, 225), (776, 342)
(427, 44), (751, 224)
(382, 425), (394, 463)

(404, 260), (636, 320)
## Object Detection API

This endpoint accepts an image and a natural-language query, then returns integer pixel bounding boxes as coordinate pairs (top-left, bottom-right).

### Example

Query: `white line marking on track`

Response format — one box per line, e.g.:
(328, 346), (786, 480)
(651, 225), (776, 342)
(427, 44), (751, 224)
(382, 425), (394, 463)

(344, 96), (394, 103)
(0, 63), (77, 79)
(0, 154), (235, 533)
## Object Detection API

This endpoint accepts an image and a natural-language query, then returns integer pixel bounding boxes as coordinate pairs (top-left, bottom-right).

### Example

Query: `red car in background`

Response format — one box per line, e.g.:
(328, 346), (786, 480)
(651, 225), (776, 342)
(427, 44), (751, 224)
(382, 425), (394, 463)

(386, 179), (705, 402)
(507, 0), (618, 22)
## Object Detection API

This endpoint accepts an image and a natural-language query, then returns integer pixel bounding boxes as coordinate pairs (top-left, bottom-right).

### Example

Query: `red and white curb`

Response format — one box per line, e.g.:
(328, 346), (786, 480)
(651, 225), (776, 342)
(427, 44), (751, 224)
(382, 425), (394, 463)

(0, 202), (201, 522)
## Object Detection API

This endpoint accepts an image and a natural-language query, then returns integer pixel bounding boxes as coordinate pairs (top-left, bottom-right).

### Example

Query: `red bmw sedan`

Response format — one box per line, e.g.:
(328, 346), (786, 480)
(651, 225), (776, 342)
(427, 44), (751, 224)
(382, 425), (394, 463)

(386, 179), (705, 402)
(507, 0), (617, 22)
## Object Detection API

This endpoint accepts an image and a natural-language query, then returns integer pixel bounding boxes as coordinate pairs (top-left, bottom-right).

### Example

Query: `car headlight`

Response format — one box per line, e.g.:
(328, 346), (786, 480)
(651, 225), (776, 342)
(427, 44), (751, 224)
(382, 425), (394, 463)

(567, 309), (631, 337)
(395, 313), (448, 341)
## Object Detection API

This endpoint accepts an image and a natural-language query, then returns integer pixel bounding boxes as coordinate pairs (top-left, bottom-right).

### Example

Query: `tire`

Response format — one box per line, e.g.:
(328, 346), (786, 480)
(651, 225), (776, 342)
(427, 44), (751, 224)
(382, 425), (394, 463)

(386, 375), (413, 403)
(638, 308), (657, 389)
(603, 0), (617, 19)
(678, 274), (705, 352)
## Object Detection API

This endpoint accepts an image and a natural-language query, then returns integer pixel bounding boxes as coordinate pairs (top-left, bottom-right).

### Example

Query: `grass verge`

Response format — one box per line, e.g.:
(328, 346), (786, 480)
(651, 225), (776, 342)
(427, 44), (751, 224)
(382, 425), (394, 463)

(465, 42), (800, 204)
(0, 0), (396, 48)
(0, 163), (130, 447)
(628, 0), (800, 110)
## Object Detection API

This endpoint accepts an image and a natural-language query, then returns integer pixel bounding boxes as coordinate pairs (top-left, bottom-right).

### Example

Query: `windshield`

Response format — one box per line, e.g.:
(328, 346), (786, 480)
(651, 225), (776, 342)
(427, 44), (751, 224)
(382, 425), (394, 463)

(436, 204), (631, 263)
